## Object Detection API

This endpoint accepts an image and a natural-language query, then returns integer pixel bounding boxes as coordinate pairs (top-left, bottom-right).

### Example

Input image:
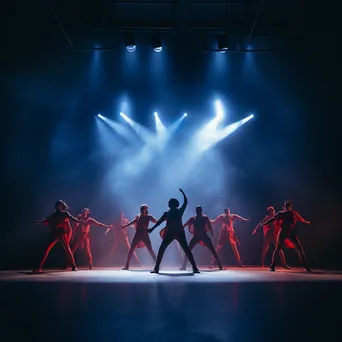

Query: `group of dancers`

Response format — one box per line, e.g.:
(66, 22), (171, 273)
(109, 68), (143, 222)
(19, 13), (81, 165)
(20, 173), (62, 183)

(35, 188), (312, 273)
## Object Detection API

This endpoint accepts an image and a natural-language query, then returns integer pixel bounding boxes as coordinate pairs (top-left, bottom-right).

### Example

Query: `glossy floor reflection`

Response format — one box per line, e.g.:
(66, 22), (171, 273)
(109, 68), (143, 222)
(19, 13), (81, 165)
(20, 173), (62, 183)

(1, 268), (341, 342)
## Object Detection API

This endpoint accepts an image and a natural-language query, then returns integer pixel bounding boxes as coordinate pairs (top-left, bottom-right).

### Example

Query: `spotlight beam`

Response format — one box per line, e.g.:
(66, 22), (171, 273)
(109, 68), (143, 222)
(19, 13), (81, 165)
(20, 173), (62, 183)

(97, 114), (134, 143)
(120, 112), (155, 144)
(154, 112), (167, 137)
(199, 114), (254, 151)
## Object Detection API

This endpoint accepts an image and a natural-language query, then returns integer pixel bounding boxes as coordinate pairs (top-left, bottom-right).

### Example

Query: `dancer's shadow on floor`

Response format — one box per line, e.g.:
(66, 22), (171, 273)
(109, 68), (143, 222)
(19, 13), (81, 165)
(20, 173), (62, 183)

(125, 269), (153, 273)
(157, 272), (194, 276)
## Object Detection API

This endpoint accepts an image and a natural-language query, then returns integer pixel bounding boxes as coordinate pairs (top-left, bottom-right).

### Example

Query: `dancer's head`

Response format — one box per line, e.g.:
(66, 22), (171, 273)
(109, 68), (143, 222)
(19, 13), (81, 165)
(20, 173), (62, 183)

(224, 208), (230, 215)
(54, 200), (68, 211)
(168, 198), (179, 209)
(267, 206), (275, 216)
(283, 200), (292, 210)
(140, 204), (149, 215)
(196, 205), (203, 215)
(82, 208), (91, 219)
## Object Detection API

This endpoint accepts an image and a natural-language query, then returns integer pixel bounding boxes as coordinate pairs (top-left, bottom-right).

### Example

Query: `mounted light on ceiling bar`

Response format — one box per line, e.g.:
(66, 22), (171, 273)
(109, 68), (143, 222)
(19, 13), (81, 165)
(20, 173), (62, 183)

(125, 32), (136, 52)
(152, 31), (162, 52)
(217, 33), (229, 52)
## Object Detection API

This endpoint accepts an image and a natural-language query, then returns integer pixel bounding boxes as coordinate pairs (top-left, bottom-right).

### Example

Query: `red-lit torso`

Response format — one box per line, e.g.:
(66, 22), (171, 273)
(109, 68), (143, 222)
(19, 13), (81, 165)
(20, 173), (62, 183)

(45, 210), (72, 235)
(220, 214), (235, 234)
(190, 215), (210, 236)
(77, 217), (92, 235)
(135, 214), (154, 232)
(276, 210), (300, 233)
(262, 215), (275, 236)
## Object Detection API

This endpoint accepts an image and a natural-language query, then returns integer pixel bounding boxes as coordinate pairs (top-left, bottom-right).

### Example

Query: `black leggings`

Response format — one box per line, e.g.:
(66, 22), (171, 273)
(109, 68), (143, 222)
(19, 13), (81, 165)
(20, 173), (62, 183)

(182, 234), (222, 269)
(271, 230), (309, 268)
(154, 231), (198, 271)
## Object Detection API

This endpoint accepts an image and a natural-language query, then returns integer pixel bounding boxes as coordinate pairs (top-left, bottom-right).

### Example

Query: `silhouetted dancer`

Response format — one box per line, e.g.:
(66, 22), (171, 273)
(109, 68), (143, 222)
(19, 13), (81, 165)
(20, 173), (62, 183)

(180, 205), (223, 270)
(104, 212), (141, 266)
(70, 208), (112, 269)
(252, 206), (291, 268)
(34, 200), (82, 272)
(121, 205), (157, 270)
(148, 188), (200, 274)
(209, 208), (249, 268)
(263, 200), (311, 272)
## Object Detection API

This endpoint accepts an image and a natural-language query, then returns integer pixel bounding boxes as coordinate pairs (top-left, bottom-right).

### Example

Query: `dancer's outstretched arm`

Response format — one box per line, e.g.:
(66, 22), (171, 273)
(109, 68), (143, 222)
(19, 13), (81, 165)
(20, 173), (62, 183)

(121, 217), (137, 228)
(294, 212), (311, 224)
(210, 215), (222, 224)
(233, 214), (249, 222)
(67, 212), (84, 223)
(263, 212), (280, 226)
(252, 216), (268, 235)
(148, 213), (167, 233)
(89, 218), (112, 229)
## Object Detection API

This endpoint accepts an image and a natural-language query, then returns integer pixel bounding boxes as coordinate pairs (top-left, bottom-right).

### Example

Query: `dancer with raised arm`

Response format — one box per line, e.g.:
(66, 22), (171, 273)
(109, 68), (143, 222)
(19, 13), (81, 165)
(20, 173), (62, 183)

(263, 200), (311, 272)
(252, 206), (290, 268)
(180, 205), (223, 270)
(35, 200), (83, 272)
(209, 208), (249, 268)
(121, 205), (157, 270)
(71, 208), (112, 269)
(148, 189), (200, 274)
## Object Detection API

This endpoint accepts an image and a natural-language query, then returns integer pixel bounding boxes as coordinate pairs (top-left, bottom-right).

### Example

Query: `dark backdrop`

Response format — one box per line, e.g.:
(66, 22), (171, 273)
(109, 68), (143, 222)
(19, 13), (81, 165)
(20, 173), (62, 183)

(1, 1), (339, 269)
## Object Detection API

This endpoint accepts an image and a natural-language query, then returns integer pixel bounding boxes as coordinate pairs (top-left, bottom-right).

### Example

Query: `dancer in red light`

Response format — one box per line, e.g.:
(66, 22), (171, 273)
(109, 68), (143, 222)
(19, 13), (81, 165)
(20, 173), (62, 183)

(180, 205), (223, 270)
(71, 208), (112, 269)
(104, 212), (141, 266)
(252, 206), (291, 268)
(209, 208), (249, 268)
(35, 200), (83, 272)
(121, 205), (157, 270)
(148, 188), (200, 274)
(263, 200), (311, 272)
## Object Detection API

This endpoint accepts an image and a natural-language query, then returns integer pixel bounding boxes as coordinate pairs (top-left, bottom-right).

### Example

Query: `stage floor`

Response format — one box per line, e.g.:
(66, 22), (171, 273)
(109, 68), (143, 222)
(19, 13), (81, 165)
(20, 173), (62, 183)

(1, 267), (341, 341)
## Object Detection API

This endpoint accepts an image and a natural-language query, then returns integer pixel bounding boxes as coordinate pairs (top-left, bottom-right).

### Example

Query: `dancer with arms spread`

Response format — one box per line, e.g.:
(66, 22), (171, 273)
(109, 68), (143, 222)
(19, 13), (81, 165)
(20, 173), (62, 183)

(35, 200), (82, 272)
(180, 205), (222, 270)
(71, 208), (112, 269)
(148, 189), (200, 274)
(209, 208), (249, 268)
(252, 206), (290, 269)
(121, 205), (157, 270)
(263, 200), (311, 272)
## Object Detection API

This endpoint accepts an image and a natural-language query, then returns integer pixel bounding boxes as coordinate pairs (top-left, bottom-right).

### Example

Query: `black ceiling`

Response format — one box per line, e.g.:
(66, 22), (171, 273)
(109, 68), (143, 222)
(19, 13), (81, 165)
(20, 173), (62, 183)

(4, 1), (335, 53)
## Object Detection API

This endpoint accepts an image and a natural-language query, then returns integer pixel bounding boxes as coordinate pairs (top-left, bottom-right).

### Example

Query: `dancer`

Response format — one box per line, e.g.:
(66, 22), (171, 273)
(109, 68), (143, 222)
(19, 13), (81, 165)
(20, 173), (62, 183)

(180, 205), (223, 270)
(71, 208), (112, 269)
(121, 205), (157, 270)
(209, 208), (249, 268)
(263, 200), (311, 272)
(252, 206), (290, 268)
(35, 200), (82, 272)
(104, 212), (141, 266)
(148, 188), (200, 274)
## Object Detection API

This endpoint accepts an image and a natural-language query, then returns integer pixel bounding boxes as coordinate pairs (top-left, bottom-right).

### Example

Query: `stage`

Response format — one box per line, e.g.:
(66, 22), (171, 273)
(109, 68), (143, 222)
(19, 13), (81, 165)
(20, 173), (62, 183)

(1, 267), (341, 341)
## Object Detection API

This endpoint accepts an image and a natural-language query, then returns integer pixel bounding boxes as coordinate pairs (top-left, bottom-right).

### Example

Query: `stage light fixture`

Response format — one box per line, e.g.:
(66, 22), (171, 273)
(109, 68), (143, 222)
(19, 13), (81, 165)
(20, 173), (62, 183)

(125, 32), (136, 52)
(217, 34), (228, 52)
(152, 32), (162, 52)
